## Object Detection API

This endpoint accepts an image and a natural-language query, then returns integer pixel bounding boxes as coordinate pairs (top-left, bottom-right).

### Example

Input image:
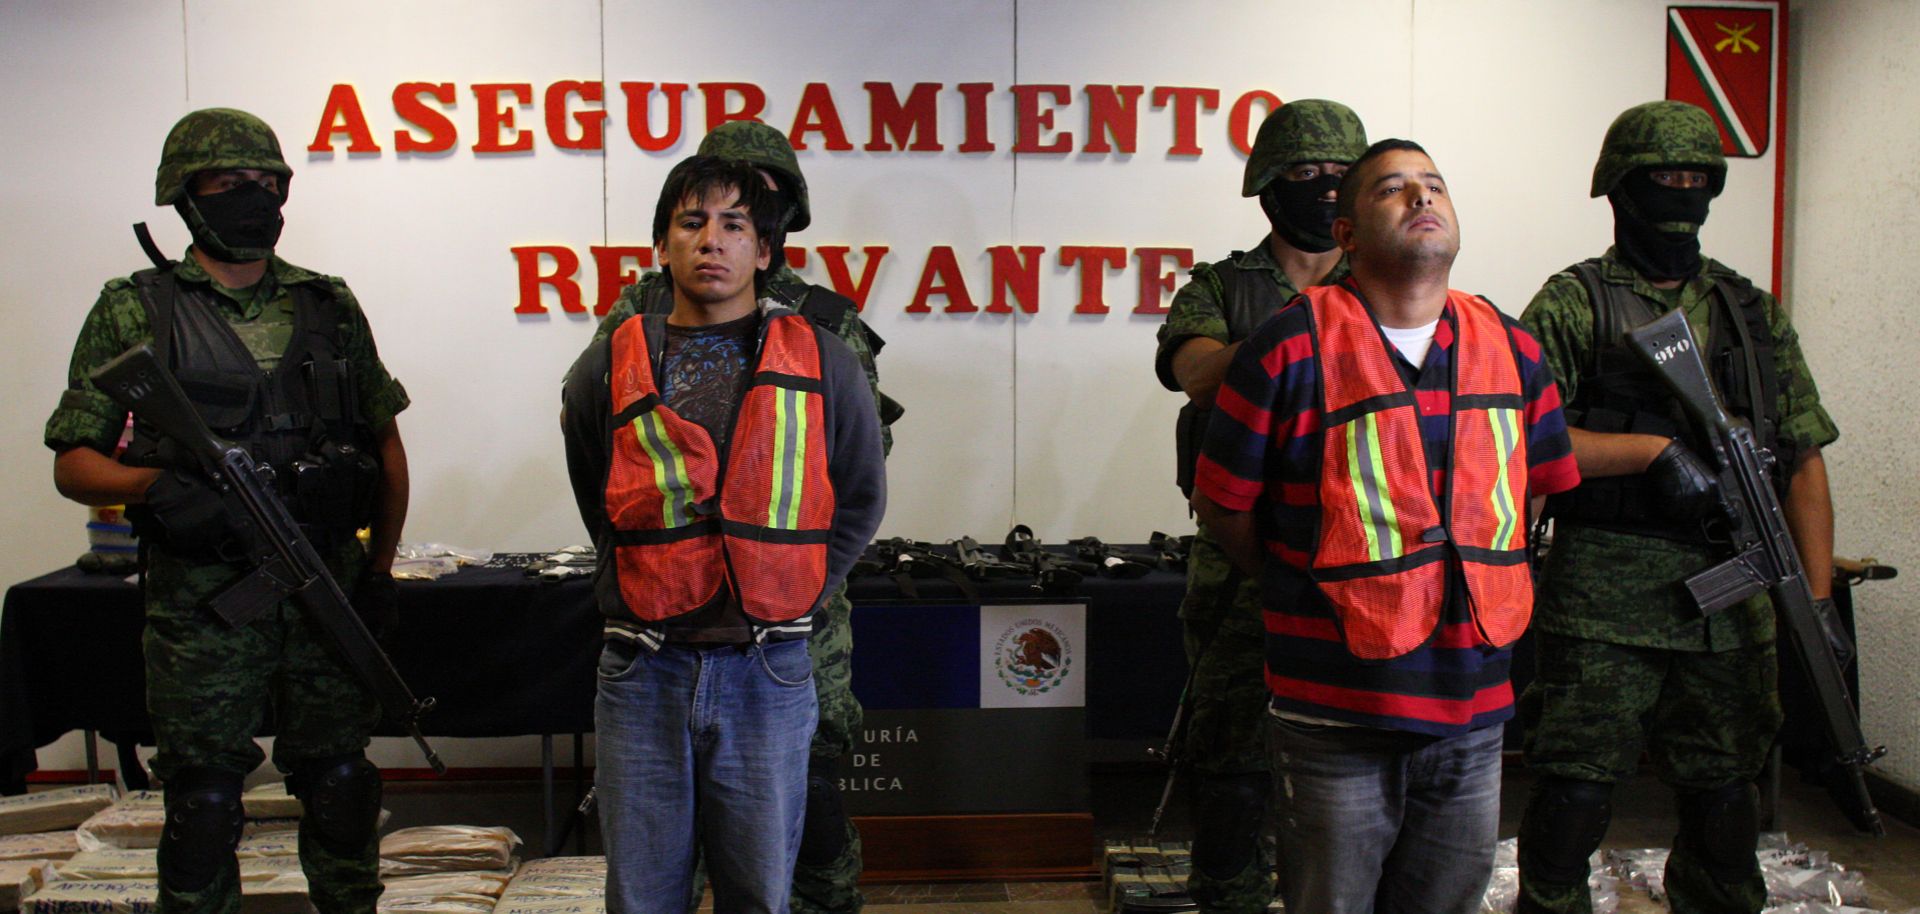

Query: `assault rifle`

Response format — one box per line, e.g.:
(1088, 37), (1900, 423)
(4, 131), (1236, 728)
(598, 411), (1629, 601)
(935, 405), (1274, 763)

(92, 345), (446, 775)
(1068, 536), (1156, 579)
(952, 535), (1023, 581)
(1626, 311), (1884, 835)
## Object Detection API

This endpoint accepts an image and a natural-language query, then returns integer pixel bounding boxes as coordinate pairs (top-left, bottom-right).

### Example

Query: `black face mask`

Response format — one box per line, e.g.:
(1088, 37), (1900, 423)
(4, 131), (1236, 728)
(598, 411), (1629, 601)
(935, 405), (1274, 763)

(177, 181), (285, 263)
(1610, 168), (1714, 282)
(1260, 172), (1343, 254)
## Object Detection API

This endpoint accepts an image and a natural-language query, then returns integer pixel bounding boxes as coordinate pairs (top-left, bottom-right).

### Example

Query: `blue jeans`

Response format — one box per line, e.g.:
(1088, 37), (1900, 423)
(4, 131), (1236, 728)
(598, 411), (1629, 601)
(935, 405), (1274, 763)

(1268, 716), (1504, 914)
(596, 638), (817, 914)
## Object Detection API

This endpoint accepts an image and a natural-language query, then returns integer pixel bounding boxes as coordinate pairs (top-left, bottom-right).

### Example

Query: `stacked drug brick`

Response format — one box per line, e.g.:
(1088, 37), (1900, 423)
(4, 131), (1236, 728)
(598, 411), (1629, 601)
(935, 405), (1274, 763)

(492, 856), (605, 914)
(377, 826), (521, 914)
(0, 786), (108, 912)
(1101, 837), (1197, 912)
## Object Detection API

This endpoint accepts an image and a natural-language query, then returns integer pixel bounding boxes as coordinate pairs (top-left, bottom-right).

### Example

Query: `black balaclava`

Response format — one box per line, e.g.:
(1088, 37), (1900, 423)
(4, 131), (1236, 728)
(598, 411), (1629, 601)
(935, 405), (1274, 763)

(1260, 171), (1343, 254)
(176, 181), (285, 264)
(1609, 166), (1715, 282)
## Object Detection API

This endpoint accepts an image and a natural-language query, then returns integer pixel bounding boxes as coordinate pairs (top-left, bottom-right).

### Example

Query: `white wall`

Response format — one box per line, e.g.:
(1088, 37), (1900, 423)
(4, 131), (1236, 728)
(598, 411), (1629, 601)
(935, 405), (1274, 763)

(1786, 0), (1920, 793)
(1, 0), (1793, 772)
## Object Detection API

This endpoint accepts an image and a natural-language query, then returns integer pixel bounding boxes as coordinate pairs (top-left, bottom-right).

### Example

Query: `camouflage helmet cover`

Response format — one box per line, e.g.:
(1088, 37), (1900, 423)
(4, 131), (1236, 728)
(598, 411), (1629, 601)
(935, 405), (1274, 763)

(1590, 100), (1726, 198)
(1241, 99), (1369, 197)
(155, 108), (293, 206)
(697, 120), (811, 232)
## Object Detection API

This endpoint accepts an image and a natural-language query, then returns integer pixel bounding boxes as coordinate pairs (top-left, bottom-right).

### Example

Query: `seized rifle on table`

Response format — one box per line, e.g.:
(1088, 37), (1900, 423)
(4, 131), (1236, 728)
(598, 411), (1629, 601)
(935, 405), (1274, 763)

(1001, 525), (1094, 595)
(92, 344), (446, 775)
(1068, 536), (1157, 579)
(952, 535), (1023, 581)
(1626, 311), (1885, 835)
(1148, 531), (1193, 572)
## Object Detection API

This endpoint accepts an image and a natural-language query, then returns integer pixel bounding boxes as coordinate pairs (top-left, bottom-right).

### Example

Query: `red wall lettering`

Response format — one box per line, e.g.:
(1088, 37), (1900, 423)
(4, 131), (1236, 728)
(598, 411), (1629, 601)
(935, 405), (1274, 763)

(1012, 84), (1073, 154)
(1133, 247), (1194, 314)
(392, 82), (456, 154)
(1084, 85), (1145, 155)
(473, 83), (535, 153)
(816, 245), (890, 310)
(785, 246), (808, 270)
(985, 245), (1044, 314)
(1059, 245), (1127, 314)
(865, 82), (943, 152)
(957, 82), (996, 153)
(308, 84), (381, 154)
(1152, 86), (1221, 156)
(1228, 90), (1282, 156)
(620, 82), (690, 152)
(908, 246), (977, 313)
(546, 80), (607, 151)
(789, 82), (854, 152)
(590, 245), (651, 315)
(511, 246), (583, 315)
(700, 82), (767, 132)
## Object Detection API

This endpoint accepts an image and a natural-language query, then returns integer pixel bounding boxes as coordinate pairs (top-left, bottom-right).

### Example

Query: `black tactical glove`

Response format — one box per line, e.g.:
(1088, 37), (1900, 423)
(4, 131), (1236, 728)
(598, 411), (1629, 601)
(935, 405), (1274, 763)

(353, 568), (400, 642)
(1647, 439), (1722, 521)
(129, 469), (246, 559)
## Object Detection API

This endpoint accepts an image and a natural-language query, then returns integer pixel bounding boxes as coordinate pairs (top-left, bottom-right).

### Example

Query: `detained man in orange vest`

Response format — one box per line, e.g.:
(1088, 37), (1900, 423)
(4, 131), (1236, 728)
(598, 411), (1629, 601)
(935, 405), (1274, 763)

(560, 156), (887, 914)
(1192, 139), (1580, 914)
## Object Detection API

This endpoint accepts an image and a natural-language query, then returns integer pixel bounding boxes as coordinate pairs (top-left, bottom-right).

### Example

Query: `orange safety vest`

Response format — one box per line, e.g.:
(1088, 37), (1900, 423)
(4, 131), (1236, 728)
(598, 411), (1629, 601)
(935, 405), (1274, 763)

(603, 313), (836, 625)
(1306, 284), (1533, 660)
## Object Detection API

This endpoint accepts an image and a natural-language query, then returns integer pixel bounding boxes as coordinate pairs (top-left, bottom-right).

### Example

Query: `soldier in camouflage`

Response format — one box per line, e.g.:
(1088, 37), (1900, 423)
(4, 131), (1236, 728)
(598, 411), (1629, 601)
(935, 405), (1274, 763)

(594, 120), (897, 914)
(46, 109), (409, 914)
(1516, 101), (1839, 914)
(1150, 99), (1366, 914)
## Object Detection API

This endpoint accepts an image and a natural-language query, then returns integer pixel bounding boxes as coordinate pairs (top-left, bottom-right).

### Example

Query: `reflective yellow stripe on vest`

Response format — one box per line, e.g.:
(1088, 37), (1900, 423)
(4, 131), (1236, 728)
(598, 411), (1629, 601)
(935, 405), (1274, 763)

(1486, 407), (1523, 551)
(768, 386), (808, 529)
(1343, 411), (1404, 563)
(632, 412), (695, 528)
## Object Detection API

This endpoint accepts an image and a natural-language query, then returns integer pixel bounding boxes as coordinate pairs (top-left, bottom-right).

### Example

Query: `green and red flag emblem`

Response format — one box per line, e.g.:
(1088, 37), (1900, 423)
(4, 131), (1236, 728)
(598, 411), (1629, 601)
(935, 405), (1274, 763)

(1667, 5), (1775, 157)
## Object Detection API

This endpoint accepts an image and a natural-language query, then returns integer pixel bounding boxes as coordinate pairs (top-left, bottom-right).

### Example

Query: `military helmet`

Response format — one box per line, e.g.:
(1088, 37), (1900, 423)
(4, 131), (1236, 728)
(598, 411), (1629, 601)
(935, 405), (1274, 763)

(697, 120), (810, 232)
(1241, 99), (1369, 197)
(1590, 100), (1726, 198)
(154, 108), (293, 206)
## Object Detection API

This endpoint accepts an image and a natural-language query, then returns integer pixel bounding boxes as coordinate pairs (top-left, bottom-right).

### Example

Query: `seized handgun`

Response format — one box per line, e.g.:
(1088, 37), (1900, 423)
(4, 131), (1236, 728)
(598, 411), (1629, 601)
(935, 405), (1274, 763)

(92, 344), (446, 774)
(1627, 311), (1884, 834)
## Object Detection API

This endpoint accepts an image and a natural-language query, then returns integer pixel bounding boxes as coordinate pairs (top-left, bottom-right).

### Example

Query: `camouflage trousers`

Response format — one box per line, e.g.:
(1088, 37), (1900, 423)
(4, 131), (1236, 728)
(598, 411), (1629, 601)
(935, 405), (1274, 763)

(677, 586), (864, 913)
(1178, 532), (1275, 914)
(1518, 633), (1780, 914)
(793, 583), (865, 914)
(144, 559), (380, 914)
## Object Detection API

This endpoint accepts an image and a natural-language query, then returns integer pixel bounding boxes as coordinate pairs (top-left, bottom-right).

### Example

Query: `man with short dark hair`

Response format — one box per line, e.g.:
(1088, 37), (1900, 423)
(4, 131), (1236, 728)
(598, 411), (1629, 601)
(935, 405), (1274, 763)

(1151, 99), (1368, 914)
(47, 108), (408, 914)
(1516, 101), (1839, 914)
(1194, 139), (1579, 914)
(562, 155), (886, 914)
(596, 122), (897, 913)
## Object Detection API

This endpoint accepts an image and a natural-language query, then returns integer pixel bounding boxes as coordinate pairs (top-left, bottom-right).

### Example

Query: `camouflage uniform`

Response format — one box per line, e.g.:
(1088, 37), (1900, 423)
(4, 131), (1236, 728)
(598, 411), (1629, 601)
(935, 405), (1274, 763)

(595, 120), (893, 914)
(1151, 99), (1365, 914)
(45, 110), (407, 914)
(1516, 102), (1838, 914)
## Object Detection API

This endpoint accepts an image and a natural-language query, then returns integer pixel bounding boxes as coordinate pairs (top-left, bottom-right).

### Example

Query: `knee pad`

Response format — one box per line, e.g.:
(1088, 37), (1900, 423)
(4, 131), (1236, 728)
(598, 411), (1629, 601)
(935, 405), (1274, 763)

(1190, 772), (1268, 880)
(288, 754), (382, 857)
(158, 767), (245, 893)
(1519, 777), (1614, 886)
(797, 759), (851, 868)
(1676, 781), (1760, 884)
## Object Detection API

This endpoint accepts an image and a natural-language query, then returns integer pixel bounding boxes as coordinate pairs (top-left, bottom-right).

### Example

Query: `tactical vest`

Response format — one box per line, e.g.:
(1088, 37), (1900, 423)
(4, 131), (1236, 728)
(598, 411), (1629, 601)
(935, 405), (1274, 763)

(604, 312), (837, 625)
(1304, 284), (1533, 661)
(1175, 255), (1298, 497)
(123, 268), (377, 537)
(1548, 260), (1787, 539)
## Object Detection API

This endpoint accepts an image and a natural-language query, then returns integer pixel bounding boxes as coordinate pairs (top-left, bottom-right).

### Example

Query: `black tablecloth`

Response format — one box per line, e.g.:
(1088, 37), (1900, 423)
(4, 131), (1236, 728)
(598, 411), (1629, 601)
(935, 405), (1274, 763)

(1, 558), (1189, 792)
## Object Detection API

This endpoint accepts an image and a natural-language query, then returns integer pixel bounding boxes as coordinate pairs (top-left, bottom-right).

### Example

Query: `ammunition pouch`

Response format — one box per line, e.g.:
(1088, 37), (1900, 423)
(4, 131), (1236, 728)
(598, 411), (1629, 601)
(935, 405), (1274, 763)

(291, 438), (381, 533)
